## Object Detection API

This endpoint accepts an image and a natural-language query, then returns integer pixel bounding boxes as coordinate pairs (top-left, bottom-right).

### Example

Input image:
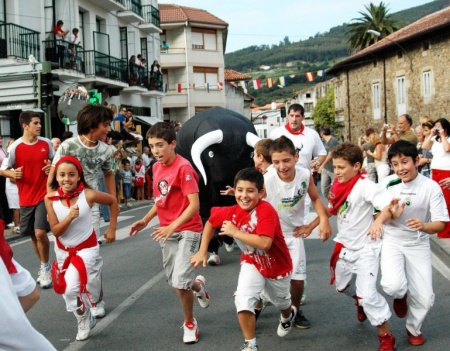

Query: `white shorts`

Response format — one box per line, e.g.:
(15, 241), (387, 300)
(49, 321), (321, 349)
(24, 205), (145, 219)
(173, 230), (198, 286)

(9, 258), (36, 297)
(5, 184), (19, 209)
(285, 236), (306, 280)
(160, 230), (200, 290)
(235, 262), (291, 313)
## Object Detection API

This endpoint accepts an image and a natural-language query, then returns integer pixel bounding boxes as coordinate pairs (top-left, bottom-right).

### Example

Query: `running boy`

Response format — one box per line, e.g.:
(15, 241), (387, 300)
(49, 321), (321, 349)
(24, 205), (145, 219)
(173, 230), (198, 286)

(379, 140), (449, 346)
(191, 167), (296, 351)
(302, 142), (403, 351)
(129, 122), (209, 345)
(45, 156), (118, 341)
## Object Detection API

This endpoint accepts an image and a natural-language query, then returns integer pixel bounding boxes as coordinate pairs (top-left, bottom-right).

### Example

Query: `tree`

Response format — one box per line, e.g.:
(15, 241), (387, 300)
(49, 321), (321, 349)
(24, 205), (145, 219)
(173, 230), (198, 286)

(347, 2), (400, 51)
(312, 87), (336, 131)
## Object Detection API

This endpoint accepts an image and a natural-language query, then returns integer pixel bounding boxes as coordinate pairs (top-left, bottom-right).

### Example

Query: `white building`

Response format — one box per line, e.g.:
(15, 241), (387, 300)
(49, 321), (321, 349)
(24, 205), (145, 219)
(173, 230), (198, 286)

(0, 0), (164, 139)
(159, 4), (228, 123)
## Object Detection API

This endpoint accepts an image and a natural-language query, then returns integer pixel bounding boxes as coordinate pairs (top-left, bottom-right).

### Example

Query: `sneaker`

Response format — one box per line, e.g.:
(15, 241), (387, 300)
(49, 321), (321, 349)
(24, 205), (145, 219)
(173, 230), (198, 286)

(224, 241), (235, 252)
(277, 306), (296, 337)
(356, 302), (367, 322)
(240, 341), (259, 351)
(294, 309), (311, 329)
(378, 332), (396, 351)
(182, 318), (199, 344)
(39, 266), (52, 289)
(75, 308), (97, 341)
(207, 252), (220, 266)
(195, 275), (210, 308)
(126, 202), (132, 208)
(13, 226), (20, 234)
(393, 293), (408, 318)
(91, 301), (106, 318)
(406, 328), (425, 346)
(7, 222), (14, 228)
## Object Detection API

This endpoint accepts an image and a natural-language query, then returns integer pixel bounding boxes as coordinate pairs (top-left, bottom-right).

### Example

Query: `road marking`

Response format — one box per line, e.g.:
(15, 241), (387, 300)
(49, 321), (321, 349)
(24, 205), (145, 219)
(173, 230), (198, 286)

(432, 252), (450, 281)
(62, 270), (166, 351)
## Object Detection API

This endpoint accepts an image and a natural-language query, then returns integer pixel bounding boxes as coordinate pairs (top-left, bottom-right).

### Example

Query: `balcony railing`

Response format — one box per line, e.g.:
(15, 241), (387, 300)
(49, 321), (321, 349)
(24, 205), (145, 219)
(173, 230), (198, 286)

(124, 0), (143, 17)
(84, 50), (128, 83)
(0, 23), (40, 60)
(43, 39), (84, 73)
(141, 5), (160, 27)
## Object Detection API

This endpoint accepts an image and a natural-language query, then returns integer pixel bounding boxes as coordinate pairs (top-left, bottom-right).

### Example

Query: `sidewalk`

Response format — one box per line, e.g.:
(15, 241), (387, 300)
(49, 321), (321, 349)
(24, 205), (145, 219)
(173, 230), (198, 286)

(4, 199), (153, 243)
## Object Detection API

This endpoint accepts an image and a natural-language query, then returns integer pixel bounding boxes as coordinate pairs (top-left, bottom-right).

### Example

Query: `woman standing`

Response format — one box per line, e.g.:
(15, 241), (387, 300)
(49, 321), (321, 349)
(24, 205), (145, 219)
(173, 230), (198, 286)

(422, 117), (450, 238)
(367, 132), (390, 183)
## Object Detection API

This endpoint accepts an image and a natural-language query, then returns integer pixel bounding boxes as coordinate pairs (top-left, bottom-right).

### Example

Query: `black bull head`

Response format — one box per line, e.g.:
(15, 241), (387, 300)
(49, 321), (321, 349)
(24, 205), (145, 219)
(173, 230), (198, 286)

(176, 107), (260, 219)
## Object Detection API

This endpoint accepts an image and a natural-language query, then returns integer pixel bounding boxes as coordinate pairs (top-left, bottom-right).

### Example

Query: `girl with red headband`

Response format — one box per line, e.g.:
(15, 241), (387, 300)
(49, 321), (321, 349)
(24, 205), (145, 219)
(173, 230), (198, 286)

(44, 155), (118, 341)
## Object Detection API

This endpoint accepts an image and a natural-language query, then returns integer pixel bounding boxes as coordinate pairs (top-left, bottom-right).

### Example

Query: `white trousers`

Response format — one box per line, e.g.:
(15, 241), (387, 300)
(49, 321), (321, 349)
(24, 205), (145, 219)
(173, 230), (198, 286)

(335, 242), (391, 326)
(380, 236), (434, 336)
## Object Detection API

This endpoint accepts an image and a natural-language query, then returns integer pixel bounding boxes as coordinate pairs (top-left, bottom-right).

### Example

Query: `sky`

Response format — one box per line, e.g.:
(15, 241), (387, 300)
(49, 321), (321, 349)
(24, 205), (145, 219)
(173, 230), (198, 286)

(160, 0), (434, 53)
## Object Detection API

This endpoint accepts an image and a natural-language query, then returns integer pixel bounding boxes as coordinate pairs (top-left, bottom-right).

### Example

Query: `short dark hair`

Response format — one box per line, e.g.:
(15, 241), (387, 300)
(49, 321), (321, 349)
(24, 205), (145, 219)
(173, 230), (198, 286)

(146, 122), (176, 144)
(77, 105), (113, 135)
(400, 114), (413, 126)
(56, 20), (64, 26)
(269, 135), (296, 157)
(332, 142), (363, 165)
(435, 118), (450, 140)
(288, 103), (304, 116)
(234, 167), (264, 191)
(321, 127), (331, 136)
(388, 140), (418, 161)
(62, 131), (73, 141)
(19, 111), (41, 129)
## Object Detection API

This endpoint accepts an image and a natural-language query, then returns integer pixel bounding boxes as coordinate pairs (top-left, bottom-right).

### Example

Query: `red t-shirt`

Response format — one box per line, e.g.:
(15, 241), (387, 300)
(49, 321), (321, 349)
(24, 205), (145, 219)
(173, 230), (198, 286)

(3, 137), (53, 206)
(209, 201), (292, 279)
(153, 154), (202, 232)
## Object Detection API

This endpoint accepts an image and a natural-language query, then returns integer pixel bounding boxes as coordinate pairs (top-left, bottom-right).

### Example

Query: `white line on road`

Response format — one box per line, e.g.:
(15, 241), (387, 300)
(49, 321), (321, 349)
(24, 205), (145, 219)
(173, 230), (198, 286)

(432, 252), (450, 281)
(63, 270), (166, 351)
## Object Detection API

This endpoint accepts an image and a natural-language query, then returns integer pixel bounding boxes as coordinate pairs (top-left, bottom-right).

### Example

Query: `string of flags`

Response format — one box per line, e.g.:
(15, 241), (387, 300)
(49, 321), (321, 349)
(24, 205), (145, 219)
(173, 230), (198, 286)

(164, 82), (225, 93)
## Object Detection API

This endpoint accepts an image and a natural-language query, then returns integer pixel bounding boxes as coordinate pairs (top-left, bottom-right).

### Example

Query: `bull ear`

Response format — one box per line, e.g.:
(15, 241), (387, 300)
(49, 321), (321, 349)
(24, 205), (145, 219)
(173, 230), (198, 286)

(191, 129), (223, 185)
(246, 132), (260, 148)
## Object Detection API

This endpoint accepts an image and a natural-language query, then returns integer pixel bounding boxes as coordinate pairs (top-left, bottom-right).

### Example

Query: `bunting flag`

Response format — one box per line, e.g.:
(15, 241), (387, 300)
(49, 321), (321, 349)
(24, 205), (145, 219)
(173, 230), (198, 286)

(317, 70), (325, 77)
(290, 74), (298, 78)
(306, 72), (314, 82)
(279, 76), (286, 87)
(253, 79), (261, 90)
(266, 77), (274, 88)
(163, 83), (168, 93)
(218, 82), (224, 90)
(240, 80), (248, 93)
(177, 83), (182, 93)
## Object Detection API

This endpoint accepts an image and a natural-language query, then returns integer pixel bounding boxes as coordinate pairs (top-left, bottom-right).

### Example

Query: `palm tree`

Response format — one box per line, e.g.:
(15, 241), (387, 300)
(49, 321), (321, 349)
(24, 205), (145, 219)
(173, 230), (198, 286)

(348, 2), (401, 51)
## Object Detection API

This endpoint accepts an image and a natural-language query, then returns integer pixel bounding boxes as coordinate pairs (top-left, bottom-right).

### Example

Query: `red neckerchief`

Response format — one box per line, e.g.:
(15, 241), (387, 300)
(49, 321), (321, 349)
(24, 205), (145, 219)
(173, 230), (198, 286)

(327, 172), (365, 216)
(135, 164), (142, 172)
(285, 123), (305, 135)
(48, 183), (85, 207)
(329, 242), (345, 285)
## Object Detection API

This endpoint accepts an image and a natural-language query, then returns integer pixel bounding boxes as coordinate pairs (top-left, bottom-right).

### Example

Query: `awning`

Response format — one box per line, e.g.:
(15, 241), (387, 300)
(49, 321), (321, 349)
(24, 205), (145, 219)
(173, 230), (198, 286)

(133, 115), (162, 126)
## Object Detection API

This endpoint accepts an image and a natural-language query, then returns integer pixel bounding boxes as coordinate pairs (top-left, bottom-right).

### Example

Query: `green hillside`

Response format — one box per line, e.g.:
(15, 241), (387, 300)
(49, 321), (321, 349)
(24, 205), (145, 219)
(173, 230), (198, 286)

(225, 0), (450, 105)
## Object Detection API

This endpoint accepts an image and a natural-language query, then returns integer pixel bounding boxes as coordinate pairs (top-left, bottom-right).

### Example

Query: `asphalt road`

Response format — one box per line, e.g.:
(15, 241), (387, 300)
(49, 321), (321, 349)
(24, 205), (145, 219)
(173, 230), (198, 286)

(10, 205), (450, 351)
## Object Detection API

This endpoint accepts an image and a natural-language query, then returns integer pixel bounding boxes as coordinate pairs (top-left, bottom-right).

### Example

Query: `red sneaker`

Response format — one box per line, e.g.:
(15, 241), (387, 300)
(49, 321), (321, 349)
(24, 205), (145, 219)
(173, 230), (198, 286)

(406, 329), (425, 346)
(378, 333), (396, 351)
(355, 302), (367, 322)
(393, 293), (408, 318)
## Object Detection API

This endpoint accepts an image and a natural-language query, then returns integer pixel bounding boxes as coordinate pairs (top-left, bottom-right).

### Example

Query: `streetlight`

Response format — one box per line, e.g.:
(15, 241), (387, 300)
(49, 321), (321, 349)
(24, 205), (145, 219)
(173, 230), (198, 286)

(367, 29), (413, 71)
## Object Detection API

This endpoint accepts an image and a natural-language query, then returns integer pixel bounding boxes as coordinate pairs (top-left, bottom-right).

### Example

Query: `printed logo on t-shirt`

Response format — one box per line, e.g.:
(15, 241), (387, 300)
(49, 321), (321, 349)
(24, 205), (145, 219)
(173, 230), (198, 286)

(186, 174), (192, 181)
(41, 148), (46, 152)
(158, 180), (169, 196)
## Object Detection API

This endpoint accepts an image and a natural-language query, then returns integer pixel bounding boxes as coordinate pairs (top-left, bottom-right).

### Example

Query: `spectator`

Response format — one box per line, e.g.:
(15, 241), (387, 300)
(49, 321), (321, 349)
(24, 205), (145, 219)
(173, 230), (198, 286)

(2, 138), (20, 234)
(136, 54), (144, 86)
(358, 128), (377, 183)
(318, 127), (339, 197)
(113, 106), (140, 153)
(418, 117), (434, 177)
(150, 60), (163, 90)
(68, 28), (81, 46)
(133, 157), (145, 201)
(129, 55), (139, 86)
(54, 20), (69, 67)
(381, 114), (418, 146)
(367, 132), (390, 183)
(161, 40), (169, 53)
(51, 137), (61, 152)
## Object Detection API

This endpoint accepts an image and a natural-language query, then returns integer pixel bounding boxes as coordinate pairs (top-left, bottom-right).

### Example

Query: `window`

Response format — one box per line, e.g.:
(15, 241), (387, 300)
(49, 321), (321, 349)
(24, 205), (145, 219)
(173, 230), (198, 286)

(191, 27), (217, 50)
(120, 27), (128, 60)
(78, 11), (85, 47)
(396, 76), (406, 115)
(304, 103), (313, 116)
(193, 67), (218, 88)
(423, 70), (432, 97)
(372, 83), (381, 120)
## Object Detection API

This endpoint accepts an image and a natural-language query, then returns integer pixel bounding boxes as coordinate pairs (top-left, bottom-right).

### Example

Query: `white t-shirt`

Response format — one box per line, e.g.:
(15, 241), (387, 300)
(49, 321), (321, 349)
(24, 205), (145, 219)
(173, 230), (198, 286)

(68, 33), (81, 45)
(270, 125), (327, 169)
(264, 165), (311, 237)
(430, 136), (450, 170)
(334, 177), (392, 250)
(381, 173), (449, 242)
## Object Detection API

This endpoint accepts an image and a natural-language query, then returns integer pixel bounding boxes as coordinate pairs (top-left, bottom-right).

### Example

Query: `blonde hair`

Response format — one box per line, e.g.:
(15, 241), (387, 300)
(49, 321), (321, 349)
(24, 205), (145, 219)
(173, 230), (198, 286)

(109, 104), (118, 116)
(368, 132), (380, 145)
(420, 116), (434, 128)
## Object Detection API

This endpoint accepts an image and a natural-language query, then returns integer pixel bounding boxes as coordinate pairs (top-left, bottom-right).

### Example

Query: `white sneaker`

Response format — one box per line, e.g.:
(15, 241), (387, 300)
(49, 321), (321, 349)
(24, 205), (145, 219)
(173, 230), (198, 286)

(13, 226), (20, 234)
(277, 306), (296, 337)
(194, 275), (210, 308)
(224, 241), (235, 252)
(240, 341), (259, 351)
(207, 253), (220, 266)
(126, 202), (132, 208)
(182, 318), (199, 344)
(91, 301), (106, 318)
(39, 266), (52, 289)
(75, 308), (97, 341)
(6, 222), (14, 228)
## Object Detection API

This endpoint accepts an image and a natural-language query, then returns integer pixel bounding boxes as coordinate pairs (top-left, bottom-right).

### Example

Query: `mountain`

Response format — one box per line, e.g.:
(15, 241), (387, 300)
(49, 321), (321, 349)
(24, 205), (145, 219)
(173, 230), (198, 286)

(224, 0), (450, 105)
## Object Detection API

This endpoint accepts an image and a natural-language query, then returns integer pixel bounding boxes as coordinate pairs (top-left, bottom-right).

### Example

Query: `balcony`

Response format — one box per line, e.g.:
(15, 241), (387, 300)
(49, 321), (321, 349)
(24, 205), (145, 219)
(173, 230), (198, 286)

(43, 39), (85, 80)
(159, 47), (186, 68)
(0, 23), (39, 61)
(80, 51), (128, 88)
(117, 0), (144, 23)
(95, 0), (126, 12)
(138, 5), (162, 34)
(163, 88), (188, 107)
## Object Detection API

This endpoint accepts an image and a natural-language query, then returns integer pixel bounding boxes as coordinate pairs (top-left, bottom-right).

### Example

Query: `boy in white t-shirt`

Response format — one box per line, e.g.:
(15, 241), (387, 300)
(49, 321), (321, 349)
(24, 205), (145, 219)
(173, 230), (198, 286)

(303, 142), (403, 351)
(380, 140), (449, 346)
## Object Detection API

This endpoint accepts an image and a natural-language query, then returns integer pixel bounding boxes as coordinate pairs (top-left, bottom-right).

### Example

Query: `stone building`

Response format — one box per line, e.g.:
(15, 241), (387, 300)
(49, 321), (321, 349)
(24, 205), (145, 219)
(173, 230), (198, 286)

(327, 7), (450, 142)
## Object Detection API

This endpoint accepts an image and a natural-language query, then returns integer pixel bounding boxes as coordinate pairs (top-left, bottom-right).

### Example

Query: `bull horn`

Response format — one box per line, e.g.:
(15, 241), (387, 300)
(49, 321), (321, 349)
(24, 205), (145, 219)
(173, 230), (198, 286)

(191, 129), (223, 185)
(246, 132), (261, 148)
